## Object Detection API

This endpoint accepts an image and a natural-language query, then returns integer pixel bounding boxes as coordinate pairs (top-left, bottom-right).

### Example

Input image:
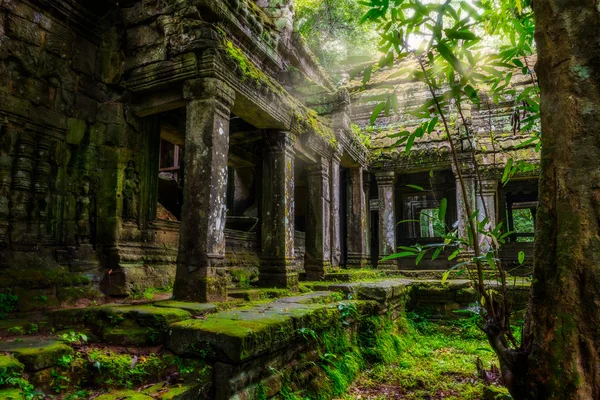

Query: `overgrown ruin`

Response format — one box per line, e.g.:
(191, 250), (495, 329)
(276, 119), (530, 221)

(0, 0), (538, 398)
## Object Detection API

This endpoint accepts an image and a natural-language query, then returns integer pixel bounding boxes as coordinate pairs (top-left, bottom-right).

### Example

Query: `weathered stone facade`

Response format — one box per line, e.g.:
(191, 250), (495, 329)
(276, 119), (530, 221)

(0, 0), (538, 308)
(0, 0), (370, 306)
(348, 57), (540, 270)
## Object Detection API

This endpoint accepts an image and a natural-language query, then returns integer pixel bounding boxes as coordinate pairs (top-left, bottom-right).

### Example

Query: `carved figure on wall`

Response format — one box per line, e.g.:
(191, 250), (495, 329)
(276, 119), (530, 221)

(123, 161), (140, 221)
(76, 180), (92, 245)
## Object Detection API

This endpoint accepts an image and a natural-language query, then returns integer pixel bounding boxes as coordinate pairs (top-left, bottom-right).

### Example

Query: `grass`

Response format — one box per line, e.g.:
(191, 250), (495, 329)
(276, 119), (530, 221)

(339, 311), (511, 400)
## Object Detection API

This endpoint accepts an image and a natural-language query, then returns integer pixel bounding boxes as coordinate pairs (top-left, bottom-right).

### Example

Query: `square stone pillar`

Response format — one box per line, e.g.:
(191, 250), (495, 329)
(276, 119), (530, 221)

(305, 158), (332, 280)
(259, 131), (298, 289)
(476, 179), (498, 253)
(329, 153), (342, 268)
(453, 160), (477, 255)
(375, 171), (397, 269)
(173, 78), (234, 302)
(364, 171), (371, 261)
(346, 167), (367, 268)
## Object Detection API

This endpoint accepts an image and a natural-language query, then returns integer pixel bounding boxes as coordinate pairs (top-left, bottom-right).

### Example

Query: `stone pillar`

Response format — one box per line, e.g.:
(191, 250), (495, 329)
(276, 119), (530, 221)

(363, 171), (371, 262)
(453, 160), (477, 253)
(476, 179), (498, 253)
(173, 78), (234, 302)
(259, 130), (298, 289)
(329, 153), (342, 268)
(346, 167), (367, 268)
(375, 171), (397, 269)
(305, 158), (332, 279)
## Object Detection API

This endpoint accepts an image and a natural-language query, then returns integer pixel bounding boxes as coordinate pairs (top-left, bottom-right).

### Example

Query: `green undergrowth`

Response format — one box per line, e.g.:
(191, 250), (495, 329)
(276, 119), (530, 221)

(0, 347), (209, 399)
(276, 312), (406, 400)
(339, 311), (510, 400)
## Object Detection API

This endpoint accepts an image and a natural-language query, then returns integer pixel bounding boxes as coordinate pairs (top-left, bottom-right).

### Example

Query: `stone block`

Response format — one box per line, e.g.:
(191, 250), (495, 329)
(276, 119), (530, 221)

(0, 337), (73, 371)
(6, 14), (41, 46)
(45, 30), (73, 58)
(14, 287), (60, 312)
(66, 118), (86, 144)
(72, 93), (97, 120)
(169, 312), (295, 363)
(102, 326), (160, 346)
(97, 102), (123, 124)
(98, 48), (124, 85)
(126, 25), (161, 50)
(153, 300), (217, 317)
(72, 36), (97, 76)
(95, 390), (154, 400)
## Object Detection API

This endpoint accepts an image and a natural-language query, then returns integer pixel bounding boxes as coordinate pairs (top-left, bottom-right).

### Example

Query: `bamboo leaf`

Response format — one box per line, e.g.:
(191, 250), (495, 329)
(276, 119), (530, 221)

(406, 184), (424, 191)
(518, 251), (525, 265)
(439, 198), (448, 220)
(370, 102), (386, 125)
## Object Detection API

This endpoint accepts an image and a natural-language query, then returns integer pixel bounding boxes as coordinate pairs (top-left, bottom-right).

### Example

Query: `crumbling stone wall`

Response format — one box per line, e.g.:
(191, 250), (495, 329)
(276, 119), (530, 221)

(0, 0), (161, 309)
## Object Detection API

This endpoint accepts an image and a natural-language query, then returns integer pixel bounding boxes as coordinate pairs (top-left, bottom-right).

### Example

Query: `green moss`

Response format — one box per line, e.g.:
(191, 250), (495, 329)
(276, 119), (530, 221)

(94, 390), (153, 400)
(0, 338), (73, 371)
(224, 40), (284, 96)
(0, 388), (24, 399)
(89, 351), (175, 389)
(0, 355), (24, 375)
(153, 301), (217, 317)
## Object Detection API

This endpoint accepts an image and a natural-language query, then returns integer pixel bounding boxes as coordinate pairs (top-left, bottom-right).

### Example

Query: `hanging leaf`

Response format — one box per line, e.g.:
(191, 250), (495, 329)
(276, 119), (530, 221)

(406, 184), (424, 191)
(441, 269), (451, 284)
(464, 85), (480, 103)
(416, 250), (426, 265)
(428, 117), (439, 133)
(437, 42), (466, 76)
(432, 246), (444, 261)
(439, 198), (447, 220)
(444, 28), (479, 41)
(518, 251), (525, 265)
(405, 132), (416, 154)
(448, 249), (460, 260)
(370, 102), (386, 125)
(382, 251), (418, 261)
(363, 65), (373, 85)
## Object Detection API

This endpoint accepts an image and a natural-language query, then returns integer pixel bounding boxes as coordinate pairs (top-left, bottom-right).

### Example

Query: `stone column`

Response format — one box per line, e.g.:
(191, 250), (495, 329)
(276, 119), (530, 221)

(476, 179), (498, 253)
(346, 167), (367, 268)
(329, 153), (342, 268)
(259, 130), (298, 289)
(305, 158), (332, 279)
(174, 78), (234, 302)
(453, 160), (477, 254)
(375, 171), (397, 269)
(363, 171), (371, 262)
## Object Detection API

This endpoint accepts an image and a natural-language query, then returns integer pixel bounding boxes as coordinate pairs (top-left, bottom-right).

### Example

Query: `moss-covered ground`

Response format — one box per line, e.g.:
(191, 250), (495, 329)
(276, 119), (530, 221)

(339, 312), (510, 400)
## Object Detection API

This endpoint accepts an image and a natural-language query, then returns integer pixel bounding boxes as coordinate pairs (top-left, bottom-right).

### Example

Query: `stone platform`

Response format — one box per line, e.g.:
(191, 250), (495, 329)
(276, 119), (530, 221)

(0, 277), (530, 399)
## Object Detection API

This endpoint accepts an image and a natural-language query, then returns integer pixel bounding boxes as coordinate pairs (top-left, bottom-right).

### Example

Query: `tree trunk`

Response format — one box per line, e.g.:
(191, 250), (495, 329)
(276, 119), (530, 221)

(527, 1), (600, 398)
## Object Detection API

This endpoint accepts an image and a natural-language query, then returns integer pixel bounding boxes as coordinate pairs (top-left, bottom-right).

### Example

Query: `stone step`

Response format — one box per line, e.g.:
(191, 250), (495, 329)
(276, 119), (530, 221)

(168, 291), (378, 364)
(94, 384), (206, 400)
(153, 300), (217, 317)
(0, 337), (72, 371)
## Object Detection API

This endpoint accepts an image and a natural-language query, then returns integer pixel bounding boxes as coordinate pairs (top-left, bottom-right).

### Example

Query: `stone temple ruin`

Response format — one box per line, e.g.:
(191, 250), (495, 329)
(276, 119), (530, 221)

(0, 0), (537, 399)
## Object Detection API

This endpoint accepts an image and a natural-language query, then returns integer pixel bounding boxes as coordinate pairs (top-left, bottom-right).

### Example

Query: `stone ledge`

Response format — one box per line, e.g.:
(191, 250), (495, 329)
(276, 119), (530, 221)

(0, 338), (72, 371)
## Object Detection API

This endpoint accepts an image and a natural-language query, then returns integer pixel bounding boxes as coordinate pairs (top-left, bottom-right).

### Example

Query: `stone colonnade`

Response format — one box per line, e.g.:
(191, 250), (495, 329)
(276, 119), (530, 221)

(172, 78), (369, 301)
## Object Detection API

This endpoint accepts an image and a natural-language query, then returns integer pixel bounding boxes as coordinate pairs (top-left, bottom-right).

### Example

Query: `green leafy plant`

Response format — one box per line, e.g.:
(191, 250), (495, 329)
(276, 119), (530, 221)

(0, 290), (18, 319)
(60, 331), (88, 345)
